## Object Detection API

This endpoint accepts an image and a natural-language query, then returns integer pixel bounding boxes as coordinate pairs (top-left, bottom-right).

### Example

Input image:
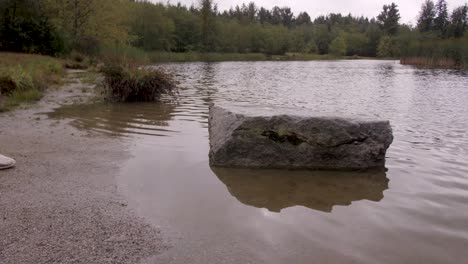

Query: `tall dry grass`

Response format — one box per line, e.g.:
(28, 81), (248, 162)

(0, 52), (64, 111)
(400, 37), (468, 69)
(400, 57), (458, 68)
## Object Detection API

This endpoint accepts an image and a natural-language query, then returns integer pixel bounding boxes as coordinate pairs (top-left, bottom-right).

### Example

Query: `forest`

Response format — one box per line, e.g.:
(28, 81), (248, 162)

(0, 0), (467, 66)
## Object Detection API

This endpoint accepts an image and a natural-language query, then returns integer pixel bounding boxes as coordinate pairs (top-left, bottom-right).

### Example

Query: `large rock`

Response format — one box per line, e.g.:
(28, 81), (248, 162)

(209, 104), (393, 170)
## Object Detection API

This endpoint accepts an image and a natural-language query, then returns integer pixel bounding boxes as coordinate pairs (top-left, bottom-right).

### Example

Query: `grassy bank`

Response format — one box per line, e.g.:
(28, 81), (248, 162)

(97, 45), (340, 64)
(0, 52), (64, 111)
(149, 52), (338, 63)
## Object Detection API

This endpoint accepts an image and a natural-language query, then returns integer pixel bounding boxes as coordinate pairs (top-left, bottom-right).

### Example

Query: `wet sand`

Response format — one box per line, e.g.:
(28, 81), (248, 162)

(0, 71), (167, 264)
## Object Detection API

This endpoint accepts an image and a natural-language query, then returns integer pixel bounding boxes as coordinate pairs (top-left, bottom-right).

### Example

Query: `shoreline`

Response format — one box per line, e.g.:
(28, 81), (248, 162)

(0, 70), (168, 263)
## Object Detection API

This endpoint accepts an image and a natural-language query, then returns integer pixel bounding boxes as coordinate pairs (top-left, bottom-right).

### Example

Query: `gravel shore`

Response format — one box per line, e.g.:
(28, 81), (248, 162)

(0, 71), (167, 264)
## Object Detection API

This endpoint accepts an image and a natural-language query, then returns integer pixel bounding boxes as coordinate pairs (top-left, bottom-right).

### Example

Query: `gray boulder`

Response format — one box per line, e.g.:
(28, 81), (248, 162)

(209, 104), (393, 170)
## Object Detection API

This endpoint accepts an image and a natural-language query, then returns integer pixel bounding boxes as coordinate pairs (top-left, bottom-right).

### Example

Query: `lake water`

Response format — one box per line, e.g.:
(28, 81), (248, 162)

(49, 60), (468, 264)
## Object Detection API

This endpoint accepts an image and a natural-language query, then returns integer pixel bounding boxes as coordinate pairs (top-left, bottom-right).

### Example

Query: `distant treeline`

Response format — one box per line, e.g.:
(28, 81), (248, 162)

(0, 0), (467, 66)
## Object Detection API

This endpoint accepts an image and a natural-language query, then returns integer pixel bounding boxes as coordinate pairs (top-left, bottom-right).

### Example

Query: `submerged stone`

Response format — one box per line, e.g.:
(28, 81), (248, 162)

(208, 104), (393, 170)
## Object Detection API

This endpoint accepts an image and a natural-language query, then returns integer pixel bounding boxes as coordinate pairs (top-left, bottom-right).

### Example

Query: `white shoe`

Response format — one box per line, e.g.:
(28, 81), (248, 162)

(0, 154), (16, 170)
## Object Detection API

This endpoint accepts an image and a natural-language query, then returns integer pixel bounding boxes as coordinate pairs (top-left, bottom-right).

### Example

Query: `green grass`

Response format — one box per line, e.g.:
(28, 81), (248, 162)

(98, 45), (150, 66)
(0, 52), (65, 111)
(97, 44), (349, 64)
(148, 52), (267, 62)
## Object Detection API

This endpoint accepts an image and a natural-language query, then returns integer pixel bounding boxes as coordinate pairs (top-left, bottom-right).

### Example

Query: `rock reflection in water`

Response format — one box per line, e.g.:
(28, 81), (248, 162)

(212, 167), (389, 213)
(47, 102), (177, 137)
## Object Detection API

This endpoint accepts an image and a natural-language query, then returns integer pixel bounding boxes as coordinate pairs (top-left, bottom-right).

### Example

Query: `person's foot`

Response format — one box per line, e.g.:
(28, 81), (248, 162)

(0, 154), (15, 170)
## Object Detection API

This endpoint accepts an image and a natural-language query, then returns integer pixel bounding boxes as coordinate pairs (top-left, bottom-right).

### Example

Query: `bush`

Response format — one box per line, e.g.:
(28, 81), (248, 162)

(101, 65), (177, 102)
(0, 76), (16, 95)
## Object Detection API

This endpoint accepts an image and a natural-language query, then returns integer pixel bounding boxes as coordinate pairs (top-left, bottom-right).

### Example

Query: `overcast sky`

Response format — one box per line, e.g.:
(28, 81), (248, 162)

(152, 0), (468, 24)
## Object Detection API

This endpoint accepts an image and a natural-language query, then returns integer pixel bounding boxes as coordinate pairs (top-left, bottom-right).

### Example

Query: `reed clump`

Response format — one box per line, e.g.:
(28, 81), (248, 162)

(400, 57), (458, 68)
(400, 37), (468, 69)
(101, 65), (176, 102)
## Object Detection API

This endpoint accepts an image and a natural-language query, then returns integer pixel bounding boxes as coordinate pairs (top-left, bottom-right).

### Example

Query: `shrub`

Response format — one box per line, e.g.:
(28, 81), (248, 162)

(71, 51), (85, 63)
(101, 65), (177, 102)
(0, 76), (16, 95)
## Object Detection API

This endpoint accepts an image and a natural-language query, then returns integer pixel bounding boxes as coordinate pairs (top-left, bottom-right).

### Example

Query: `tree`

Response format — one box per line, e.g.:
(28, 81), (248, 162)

(270, 6), (282, 25)
(167, 4), (201, 52)
(257, 7), (271, 24)
(0, 0), (64, 55)
(329, 34), (347, 56)
(434, 0), (449, 35)
(44, 0), (131, 54)
(131, 2), (175, 51)
(280, 7), (294, 27)
(296, 12), (311, 25)
(313, 24), (334, 54)
(306, 41), (318, 54)
(377, 3), (401, 35)
(450, 4), (468, 38)
(344, 32), (369, 56)
(246, 2), (257, 23)
(199, 0), (217, 51)
(417, 0), (436, 32)
(377, 35), (400, 57)
(365, 23), (384, 57)
(262, 24), (289, 54)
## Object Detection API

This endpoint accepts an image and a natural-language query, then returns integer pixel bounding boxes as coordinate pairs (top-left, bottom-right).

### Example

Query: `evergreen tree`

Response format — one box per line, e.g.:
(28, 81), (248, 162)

(246, 2), (257, 23)
(200, 0), (217, 51)
(296, 12), (311, 25)
(434, 0), (449, 35)
(417, 0), (436, 32)
(450, 4), (468, 38)
(257, 7), (271, 24)
(280, 7), (294, 27)
(270, 6), (282, 25)
(377, 3), (400, 35)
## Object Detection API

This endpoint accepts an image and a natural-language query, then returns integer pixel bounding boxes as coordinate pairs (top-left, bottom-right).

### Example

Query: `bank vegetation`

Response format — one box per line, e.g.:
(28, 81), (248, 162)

(0, 53), (64, 111)
(0, 0), (465, 65)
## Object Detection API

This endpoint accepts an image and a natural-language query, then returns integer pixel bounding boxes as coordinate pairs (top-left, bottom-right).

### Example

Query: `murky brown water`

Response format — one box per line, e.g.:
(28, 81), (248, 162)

(48, 60), (468, 264)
